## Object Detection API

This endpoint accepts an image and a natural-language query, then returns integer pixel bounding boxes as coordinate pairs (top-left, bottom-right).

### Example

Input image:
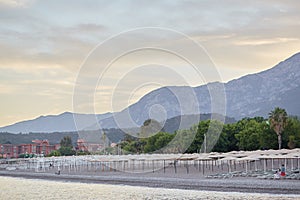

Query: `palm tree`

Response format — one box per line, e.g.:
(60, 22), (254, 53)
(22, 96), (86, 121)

(268, 107), (288, 149)
(101, 132), (107, 153)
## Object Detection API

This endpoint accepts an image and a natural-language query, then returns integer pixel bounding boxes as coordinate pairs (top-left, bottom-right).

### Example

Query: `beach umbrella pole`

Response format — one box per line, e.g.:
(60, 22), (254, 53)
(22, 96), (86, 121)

(174, 160), (177, 174)
(255, 160), (257, 171)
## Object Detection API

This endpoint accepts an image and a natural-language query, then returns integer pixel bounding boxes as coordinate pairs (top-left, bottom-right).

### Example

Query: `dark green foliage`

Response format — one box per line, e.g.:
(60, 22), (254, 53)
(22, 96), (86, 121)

(185, 120), (224, 153)
(18, 153), (36, 158)
(235, 119), (262, 151)
(269, 107), (288, 149)
(168, 127), (196, 153)
(119, 113), (300, 154)
(258, 121), (278, 149)
(283, 116), (300, 148)
(143, 132), (175, 153)
(76, 150), (91, 156)
(60, 136), (73, 148)
(59, 136), (75, 156)
(121, 139), (146, 154)
(59, 146), (76, 156)
(185, 120), (210, 153)
(216, 123), (239, 152)
(2, 110), (300, 155)
(47, 150), (61, 157)
(212, 129), (230, 152)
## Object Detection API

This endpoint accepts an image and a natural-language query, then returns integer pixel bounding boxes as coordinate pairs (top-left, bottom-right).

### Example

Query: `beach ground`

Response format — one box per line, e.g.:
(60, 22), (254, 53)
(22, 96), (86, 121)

(0, 168), (299, 195)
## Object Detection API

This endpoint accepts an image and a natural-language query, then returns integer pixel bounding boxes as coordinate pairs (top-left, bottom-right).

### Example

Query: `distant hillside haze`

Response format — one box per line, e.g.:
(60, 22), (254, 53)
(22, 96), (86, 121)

(0, 52), (299, 134)
(94, 52), (300, 129)
(0, 112), (112, 134)
(225, 52), (300, 119)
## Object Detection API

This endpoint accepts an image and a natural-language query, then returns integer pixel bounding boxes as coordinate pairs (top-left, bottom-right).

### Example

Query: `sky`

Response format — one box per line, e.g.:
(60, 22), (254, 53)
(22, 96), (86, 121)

(1, 0), (300, 127)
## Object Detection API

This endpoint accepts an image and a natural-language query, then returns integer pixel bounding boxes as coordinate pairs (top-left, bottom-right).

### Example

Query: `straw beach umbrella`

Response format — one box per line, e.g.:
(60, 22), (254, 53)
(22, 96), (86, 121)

(219, 156), (237, 173)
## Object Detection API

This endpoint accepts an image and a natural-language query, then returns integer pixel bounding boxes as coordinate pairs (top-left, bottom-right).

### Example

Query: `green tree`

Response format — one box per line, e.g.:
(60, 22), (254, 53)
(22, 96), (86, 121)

(59, 146), (76, 156)
(170, 125), (197, 153)
(101, 132), (107, 154)
(186, 120), (223, 153)
(283, 116), (300, 149)
(220, 123), (239, 152)
(235, 119), (262, 151)
(121, 139), (146, 154)
(288, 135), (296, 149)
(143, 132), (174, 153)
(59, 136), (75, 156)
(143, 134), (158, 153)
(259, 121), (278, 149)
(186, 120), (209, 153)
(213, 128), (230, 152)
(268, 107), (288, 149)
(47, 150), (61, 157)
(60, 136), (73, 148)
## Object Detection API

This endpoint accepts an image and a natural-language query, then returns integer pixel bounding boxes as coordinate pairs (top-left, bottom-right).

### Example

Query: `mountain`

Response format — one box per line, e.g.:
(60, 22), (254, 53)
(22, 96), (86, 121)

(1, 52), (300, 133)
(0, 114), (234, 144)
(94, 52), (300, 128)
(0, 131), (79, 145)
(0, 112), (112, 134)
(225, 52), (300, 118)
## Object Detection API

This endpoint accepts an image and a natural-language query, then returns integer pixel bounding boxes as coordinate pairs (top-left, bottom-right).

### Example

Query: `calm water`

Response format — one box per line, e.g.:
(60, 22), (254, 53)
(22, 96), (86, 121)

(0, 176), (298, 200)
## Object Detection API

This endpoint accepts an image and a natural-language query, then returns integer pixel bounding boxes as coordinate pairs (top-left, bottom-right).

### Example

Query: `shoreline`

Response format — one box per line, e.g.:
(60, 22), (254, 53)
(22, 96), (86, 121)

(1, 170), (299, 195)
(1, 149), (299, 197)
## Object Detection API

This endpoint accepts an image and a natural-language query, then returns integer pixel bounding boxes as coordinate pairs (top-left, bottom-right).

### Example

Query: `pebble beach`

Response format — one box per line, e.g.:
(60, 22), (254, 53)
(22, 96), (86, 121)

(0, 176), (299, 200)
(1, 149), (300, 199)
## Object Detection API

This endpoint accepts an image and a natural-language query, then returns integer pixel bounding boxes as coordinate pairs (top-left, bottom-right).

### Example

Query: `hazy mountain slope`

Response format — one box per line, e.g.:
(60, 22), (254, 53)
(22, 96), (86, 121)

(97, 52), (300, 128)
(0, 112), (112, 134)
(1, 52), (299, 133)
(225, 52), (300, 118)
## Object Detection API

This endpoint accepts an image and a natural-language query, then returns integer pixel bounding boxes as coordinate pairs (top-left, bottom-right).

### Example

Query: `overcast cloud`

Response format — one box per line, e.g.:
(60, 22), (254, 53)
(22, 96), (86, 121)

(1, 0), (300, 126)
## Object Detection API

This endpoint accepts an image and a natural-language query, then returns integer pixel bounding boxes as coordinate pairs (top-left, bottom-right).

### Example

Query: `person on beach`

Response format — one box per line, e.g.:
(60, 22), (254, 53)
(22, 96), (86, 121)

(55, 166), (60, 175)
(280, 164), (286, 177)
(274, 170), (280, 179)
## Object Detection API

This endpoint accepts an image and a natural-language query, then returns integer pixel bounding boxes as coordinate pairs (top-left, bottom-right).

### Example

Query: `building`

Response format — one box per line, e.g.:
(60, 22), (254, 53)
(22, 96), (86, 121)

(76, 139), (102, 153)
(0, 140), (58, 158)
(76, 139), (88, 152)
(0, 143), (18, 158)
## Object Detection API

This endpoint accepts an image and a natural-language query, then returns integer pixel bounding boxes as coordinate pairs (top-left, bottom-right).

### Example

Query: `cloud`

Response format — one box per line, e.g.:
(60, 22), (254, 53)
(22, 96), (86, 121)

(0, 0), (34, 8)
(1, 0), (300, 126)
(0, 84), (16, 94)
(234, 37), (299, 46)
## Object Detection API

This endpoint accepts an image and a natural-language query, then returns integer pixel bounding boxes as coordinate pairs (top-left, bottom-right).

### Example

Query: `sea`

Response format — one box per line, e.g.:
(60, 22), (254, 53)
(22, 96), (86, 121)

(0, 176), (298, 200)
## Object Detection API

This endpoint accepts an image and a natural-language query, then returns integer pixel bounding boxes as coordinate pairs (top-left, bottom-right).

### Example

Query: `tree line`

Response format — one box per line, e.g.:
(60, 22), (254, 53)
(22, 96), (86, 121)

(119, 108), (300, 154)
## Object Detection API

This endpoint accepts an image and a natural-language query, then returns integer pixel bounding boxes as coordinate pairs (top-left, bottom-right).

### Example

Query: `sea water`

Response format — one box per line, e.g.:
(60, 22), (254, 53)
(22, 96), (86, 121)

(0, 176), (298, 200)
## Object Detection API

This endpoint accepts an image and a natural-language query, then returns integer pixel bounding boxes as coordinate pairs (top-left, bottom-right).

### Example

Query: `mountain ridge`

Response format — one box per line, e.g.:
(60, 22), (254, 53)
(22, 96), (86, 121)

(1, 52), (299, 133)
(0, 112), (112, 134)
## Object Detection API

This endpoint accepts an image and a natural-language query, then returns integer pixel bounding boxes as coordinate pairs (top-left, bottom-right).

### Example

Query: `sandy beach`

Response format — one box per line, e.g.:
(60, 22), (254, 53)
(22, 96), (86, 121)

(1, 149), (300, 197)
(1, 176), (299, 200)
(0, 169), (299, 195)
